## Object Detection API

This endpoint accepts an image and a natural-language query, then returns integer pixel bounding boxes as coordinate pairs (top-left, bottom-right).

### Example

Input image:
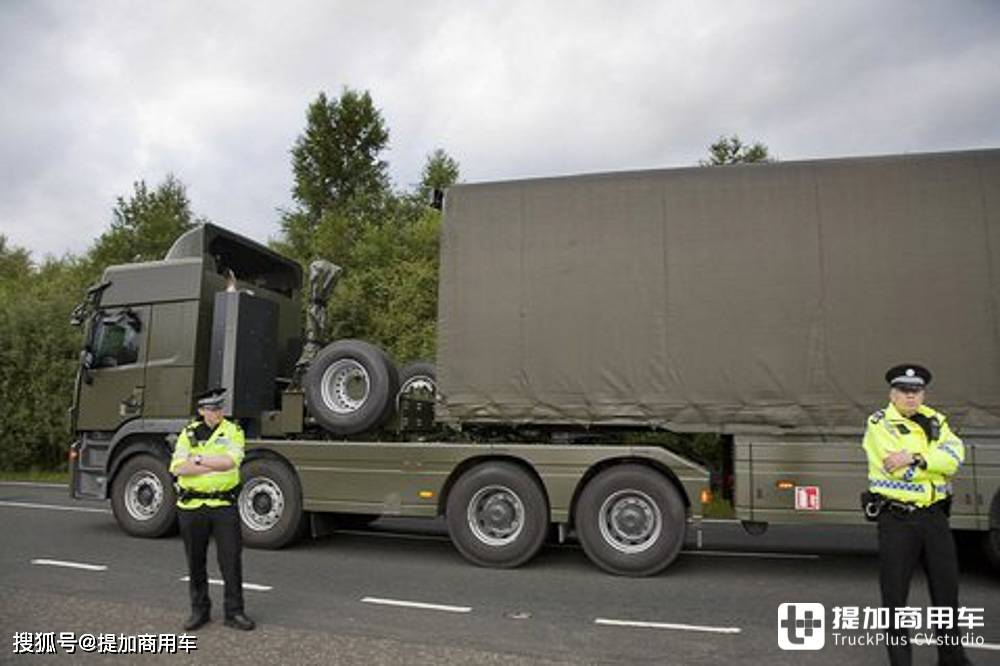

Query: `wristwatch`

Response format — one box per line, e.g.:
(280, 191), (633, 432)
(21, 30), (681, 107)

(194, 454), (203, 466)
(911, 453), (927, 470)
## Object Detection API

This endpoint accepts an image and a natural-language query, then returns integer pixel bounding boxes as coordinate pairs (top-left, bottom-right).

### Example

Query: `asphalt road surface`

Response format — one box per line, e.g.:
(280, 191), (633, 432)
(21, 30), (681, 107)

(1, 482), (998, 665)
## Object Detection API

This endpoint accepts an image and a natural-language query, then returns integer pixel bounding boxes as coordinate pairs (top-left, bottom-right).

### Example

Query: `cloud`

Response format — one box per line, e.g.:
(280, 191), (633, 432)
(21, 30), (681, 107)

(1, 0), (998, 258)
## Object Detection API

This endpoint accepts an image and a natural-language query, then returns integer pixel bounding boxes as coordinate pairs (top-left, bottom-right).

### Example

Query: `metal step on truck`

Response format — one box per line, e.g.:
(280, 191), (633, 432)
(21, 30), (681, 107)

(70, 148), (1000, 576)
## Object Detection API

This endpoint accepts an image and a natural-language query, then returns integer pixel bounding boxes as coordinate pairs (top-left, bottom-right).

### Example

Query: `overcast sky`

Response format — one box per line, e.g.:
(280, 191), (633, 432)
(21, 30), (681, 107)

(2, 1), (999, 259)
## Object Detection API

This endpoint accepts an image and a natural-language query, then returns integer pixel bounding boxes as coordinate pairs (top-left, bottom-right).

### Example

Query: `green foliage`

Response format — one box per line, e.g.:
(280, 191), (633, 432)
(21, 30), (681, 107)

(0, 175), (203, 471)
(277, 89), (454, 364)
(418, 148), (461, 201)
(0, 247), (89, 471)
(700, 134), (774, 166)
(88, 175), (198, 269)
(281, 89), (391, 263)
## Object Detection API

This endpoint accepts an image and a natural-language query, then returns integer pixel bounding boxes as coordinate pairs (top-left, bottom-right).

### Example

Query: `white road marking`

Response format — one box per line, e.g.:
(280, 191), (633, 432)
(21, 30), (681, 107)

(179, 576), (272, 592)
(595, 617), (742, 635)
(31, 558), (108, 572)
(361, 596), (472, 613)
(0, 481), (66, 488)
(0, 500), (110, 514)
(912, 636), (1000, 651)
(682, 549), (820, 560)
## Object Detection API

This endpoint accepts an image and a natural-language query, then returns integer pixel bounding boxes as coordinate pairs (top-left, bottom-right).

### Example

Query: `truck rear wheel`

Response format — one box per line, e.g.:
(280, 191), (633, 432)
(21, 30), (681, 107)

(239, 458), (308, 549)
(984, 529), (1000, 572)
(446, 462), (548, 568)
(304, 339), (399, 436)
(110, 453), (177, 538)
(575, 465), (686, 576)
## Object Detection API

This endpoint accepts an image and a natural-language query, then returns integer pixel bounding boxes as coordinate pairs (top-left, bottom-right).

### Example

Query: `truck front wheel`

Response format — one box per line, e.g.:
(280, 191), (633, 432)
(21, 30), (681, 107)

(110, 453), (178, 538)
(446, 462), (549, 568)
(575, 465), (686, 576)
(239, 458), (308, 549)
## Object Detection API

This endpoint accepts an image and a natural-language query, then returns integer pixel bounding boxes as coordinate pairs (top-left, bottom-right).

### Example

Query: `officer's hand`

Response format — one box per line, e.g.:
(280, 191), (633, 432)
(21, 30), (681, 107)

(882, 450), (914, 472)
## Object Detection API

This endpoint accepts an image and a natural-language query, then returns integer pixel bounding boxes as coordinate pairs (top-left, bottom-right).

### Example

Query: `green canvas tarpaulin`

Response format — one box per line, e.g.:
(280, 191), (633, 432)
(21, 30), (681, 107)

(436, 149), (1000, 433)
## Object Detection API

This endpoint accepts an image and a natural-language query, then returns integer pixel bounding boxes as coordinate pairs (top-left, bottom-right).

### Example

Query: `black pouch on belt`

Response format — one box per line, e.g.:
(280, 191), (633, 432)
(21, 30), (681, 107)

(861, 491), (884, 521)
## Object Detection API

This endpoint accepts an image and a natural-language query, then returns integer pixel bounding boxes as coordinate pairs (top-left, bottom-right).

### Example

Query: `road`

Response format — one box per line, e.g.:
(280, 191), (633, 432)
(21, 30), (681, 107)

(1, 482), (998, 664)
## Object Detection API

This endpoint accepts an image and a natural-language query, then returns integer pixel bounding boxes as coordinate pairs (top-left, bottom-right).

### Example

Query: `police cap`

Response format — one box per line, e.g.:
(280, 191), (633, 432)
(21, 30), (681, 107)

(194, 387), (227, 408)
(884, 364), (932, 389)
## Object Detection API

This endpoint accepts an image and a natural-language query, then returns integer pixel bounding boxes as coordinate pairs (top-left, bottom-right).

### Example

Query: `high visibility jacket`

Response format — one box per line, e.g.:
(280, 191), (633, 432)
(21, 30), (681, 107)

(169, 418), (245, 510)
(861, 403), (964, 508)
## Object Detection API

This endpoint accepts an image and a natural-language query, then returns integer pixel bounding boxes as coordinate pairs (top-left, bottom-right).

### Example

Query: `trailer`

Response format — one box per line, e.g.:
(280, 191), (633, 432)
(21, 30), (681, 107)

(70, 148), (1000, 575)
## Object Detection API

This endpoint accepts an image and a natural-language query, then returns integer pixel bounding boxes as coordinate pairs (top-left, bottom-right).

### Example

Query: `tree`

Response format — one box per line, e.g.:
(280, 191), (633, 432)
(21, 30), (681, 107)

(274, 88), (456, 362)
(0, 235), (32, 282)
(418, 148), (460, 202)
(700, 135), (773, 166)
(88, 175), (198, 269)
(291, 89), (390, 216)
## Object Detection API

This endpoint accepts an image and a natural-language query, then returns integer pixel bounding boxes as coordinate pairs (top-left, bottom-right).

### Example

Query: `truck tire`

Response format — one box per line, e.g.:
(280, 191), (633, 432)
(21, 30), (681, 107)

(398, 361), (437, 400)
(983, 529), (1000, 572)
(446, 462), (549, 568)
(984, 493), (1000, 572)
(239, 458), (308, 549)
(575, 464), (686, 576)
(110, 453), (178, 538)
(304, 339), (399, 436)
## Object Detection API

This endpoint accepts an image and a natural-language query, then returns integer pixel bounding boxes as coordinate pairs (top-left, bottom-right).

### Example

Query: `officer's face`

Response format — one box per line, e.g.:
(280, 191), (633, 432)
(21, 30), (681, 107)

(198, 405), (224, 427)
(890, 387), (924, 417)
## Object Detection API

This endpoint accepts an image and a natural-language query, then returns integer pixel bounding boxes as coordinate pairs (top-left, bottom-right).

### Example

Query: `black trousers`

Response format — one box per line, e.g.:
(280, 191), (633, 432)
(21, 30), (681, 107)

(177, 504), (245, 618)
(877, 503), (969, 666)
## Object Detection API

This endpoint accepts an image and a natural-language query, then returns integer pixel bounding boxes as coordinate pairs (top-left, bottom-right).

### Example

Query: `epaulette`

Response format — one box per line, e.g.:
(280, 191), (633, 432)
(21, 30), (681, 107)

(868, 409), (885, 424)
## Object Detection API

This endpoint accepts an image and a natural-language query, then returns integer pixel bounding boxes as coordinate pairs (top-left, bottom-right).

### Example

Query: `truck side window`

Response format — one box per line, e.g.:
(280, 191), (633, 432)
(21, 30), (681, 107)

(91, 313), (140, 368)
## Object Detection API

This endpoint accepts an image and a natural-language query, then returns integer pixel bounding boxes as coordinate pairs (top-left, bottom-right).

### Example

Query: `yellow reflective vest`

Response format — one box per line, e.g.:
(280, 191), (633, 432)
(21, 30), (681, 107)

(861, 403), (964, 508)
(169, 418), (245, 510)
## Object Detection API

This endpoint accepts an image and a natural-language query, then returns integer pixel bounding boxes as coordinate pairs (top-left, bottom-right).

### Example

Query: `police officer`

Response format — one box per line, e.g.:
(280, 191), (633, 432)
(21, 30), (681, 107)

(170, 387), (255, 631)
(862, 364), (970, 666)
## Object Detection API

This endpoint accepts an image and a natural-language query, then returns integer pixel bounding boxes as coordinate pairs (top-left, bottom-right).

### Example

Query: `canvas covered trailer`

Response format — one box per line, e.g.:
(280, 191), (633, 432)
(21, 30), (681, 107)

(436, 149), (1000, 434)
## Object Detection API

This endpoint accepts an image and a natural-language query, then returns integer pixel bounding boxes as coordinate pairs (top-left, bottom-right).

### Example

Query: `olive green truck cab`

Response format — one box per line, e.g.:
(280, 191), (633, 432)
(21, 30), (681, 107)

(70, 148), (1000, 575)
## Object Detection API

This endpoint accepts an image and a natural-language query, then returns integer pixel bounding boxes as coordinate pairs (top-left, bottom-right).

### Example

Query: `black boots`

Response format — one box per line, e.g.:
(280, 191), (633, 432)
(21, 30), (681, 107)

(224, 613), (255, 631)
(183, 610), (210, 631)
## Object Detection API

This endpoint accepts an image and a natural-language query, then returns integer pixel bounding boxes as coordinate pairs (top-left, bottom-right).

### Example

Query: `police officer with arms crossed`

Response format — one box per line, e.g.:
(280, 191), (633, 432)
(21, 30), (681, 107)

(862, 364), (971, 666)
(170, 387), (255, 631)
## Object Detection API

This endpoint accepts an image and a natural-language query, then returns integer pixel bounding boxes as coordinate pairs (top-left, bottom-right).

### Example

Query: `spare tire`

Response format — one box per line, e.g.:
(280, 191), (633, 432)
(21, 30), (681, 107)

(304, 339), (399, 436)
(397, 360), (437, 402)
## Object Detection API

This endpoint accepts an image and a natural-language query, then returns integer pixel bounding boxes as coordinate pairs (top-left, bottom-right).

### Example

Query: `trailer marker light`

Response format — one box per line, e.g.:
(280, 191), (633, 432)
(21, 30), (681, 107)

(775, 480), (795, 490)
(418, 490), (435, 499)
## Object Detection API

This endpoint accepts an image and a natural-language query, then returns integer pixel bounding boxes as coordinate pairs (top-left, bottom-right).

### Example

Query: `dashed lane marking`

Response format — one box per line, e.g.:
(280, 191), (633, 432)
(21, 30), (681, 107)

(595, 617), (742, 634)
(179, 576), (272, 592)
(0, 501), (110, 514)
(361, 596), (472, 613)
(31, 558), (108, 571)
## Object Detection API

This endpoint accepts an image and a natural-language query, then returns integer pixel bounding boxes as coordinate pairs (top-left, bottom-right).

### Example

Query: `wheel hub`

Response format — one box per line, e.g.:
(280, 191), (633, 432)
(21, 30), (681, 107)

(320, 359), (371, 414)
(239, 478), (285, 532)
(599, 490), (662, 554)
(467, 485), (524, 546)
(124, 471), (163, 521)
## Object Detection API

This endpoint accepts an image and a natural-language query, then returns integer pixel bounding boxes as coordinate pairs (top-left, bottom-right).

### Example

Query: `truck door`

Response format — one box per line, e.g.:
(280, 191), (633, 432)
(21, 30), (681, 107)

(75, 306), (150, 432)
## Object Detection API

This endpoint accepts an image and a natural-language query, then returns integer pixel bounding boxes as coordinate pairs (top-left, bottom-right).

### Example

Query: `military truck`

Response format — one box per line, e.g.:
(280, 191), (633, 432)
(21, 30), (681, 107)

(69, 148), (1000, 576)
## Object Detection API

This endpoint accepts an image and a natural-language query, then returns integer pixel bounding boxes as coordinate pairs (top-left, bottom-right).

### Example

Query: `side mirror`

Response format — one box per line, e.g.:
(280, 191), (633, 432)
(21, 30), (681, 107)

(81, 349), (94, 385)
